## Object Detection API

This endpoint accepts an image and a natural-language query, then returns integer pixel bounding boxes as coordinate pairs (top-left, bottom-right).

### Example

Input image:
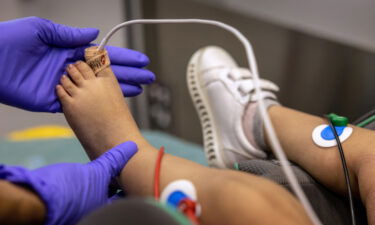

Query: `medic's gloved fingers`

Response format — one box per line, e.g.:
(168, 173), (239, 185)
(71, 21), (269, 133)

(119, 83), (143, 97)
(112, 65), (155, 84)
(0, 165), (32, 183)
(49, 100), (62, 113)
(38, 18), (99, 47)
(0, 144), (139, 225)
(105, 46), (150, 67)
(87, 141), (138, 179)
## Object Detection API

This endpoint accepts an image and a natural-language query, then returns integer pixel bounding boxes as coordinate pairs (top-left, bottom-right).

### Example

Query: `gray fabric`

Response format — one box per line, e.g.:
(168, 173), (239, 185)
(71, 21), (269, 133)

(363, 121), (375, 130)
(78, 198), (187, 225)
(237, 159), (367, 225)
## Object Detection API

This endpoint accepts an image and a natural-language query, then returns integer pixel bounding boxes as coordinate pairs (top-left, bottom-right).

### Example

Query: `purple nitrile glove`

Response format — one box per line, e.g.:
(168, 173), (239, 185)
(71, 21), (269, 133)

(0, 141), (138, 225)
(0, 17), (155, 112)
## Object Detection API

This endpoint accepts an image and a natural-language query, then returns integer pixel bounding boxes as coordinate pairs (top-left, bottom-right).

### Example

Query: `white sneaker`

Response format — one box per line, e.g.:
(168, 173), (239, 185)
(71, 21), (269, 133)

(187, 46), (279, 168)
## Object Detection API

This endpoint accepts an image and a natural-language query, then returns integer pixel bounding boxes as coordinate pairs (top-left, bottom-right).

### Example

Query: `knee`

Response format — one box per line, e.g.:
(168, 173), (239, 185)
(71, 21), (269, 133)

(201, 169), (310, 225)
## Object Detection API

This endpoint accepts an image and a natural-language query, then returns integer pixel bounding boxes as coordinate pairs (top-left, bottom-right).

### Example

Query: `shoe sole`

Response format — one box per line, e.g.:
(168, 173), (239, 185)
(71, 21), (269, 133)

(187, 48), (227, 168)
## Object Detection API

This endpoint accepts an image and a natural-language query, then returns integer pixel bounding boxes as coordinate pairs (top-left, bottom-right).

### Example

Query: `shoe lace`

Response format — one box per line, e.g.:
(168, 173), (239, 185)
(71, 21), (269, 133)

(226, 68), (278, 104)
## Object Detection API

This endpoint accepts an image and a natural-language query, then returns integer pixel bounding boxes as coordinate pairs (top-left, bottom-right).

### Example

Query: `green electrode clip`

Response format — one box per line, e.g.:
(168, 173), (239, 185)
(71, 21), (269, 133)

(327, 113), (349, 126)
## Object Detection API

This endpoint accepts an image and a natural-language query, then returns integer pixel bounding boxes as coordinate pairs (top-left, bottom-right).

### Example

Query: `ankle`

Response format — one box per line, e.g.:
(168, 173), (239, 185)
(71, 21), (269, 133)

(242, 101), (280, 151)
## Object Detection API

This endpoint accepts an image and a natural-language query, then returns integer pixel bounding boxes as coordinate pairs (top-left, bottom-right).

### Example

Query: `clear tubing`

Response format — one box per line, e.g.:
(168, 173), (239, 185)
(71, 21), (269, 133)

(98, 19), (322, 225)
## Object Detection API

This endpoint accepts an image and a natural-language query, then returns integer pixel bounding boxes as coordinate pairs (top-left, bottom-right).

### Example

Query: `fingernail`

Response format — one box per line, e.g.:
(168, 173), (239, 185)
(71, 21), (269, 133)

(68, 64), (74, 69)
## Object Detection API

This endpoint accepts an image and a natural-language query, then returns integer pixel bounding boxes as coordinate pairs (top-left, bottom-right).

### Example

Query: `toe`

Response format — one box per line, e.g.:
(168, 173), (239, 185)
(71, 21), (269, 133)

(67, 64), (84, 86)
(60, 74), (77, 96)
(56, 85), (72, 104)
(75, 61), (96, 79)
(67, 63), (86, 81)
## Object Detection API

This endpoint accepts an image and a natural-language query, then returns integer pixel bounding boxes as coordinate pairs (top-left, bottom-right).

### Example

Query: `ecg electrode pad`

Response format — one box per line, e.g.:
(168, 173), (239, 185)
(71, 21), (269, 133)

(312, 124), (353, 148)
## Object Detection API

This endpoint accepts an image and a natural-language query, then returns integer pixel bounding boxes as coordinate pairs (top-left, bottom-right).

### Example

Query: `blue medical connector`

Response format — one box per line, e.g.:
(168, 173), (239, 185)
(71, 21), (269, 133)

(167, 190), (190, 208)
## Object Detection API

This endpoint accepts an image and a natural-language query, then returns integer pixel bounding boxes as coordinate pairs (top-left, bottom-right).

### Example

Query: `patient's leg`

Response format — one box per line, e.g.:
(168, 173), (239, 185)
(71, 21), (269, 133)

(57, 62), (311, 225)
(267, 105), (375, 225)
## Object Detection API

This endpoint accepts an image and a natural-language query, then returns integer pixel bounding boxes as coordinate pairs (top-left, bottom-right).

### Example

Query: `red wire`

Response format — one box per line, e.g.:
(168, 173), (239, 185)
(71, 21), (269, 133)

(154, 146), (165, 200)
(178, 198), (200, 225)
(154, 147), (200, 224)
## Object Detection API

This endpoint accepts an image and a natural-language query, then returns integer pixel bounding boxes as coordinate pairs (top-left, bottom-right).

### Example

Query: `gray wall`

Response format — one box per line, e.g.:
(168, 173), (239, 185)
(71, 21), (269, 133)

(200, 0), (375, 52)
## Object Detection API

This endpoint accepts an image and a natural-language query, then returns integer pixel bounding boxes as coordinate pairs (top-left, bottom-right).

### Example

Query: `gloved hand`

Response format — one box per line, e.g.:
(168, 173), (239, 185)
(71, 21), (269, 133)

(0, 141), (138, 225)
(0, 17), (155, 112)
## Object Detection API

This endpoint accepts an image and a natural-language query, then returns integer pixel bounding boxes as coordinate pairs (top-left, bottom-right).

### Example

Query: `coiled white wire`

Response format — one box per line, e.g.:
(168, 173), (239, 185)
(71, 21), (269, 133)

(98, 19), (322, 225)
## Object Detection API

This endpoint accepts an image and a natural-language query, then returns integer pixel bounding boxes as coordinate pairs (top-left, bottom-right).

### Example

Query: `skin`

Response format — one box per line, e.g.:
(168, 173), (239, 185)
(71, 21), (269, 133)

(56, 61), (312, 225)
(0, 180), (46, 225)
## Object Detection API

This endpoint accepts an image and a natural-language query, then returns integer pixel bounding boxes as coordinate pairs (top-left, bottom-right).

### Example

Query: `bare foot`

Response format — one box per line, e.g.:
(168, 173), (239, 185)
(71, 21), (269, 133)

(56, 61), (143, 159)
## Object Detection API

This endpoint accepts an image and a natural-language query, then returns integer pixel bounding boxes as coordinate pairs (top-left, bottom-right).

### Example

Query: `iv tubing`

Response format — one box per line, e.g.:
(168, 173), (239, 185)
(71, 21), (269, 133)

(98, 19), (322, 225)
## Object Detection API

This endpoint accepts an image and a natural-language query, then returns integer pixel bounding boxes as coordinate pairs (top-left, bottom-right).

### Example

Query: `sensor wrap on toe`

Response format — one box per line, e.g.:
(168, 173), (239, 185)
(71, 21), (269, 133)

(84, 46), (111, 74)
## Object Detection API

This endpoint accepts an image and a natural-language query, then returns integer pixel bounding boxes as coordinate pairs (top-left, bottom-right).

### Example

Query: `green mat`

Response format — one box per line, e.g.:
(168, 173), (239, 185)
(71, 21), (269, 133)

(0, 130), (207, 169)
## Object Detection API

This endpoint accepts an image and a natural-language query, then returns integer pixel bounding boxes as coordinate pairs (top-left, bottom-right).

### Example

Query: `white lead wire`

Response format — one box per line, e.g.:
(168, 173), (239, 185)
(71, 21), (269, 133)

(99, 19), (322, 225)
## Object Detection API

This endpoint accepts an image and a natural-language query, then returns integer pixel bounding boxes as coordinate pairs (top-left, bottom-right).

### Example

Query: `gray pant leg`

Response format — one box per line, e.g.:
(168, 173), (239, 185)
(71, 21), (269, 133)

(237, 159), (367, 225)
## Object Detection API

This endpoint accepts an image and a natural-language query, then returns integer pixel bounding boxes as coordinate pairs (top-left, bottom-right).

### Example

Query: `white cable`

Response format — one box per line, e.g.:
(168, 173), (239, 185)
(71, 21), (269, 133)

(99, 19), (323, 225)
